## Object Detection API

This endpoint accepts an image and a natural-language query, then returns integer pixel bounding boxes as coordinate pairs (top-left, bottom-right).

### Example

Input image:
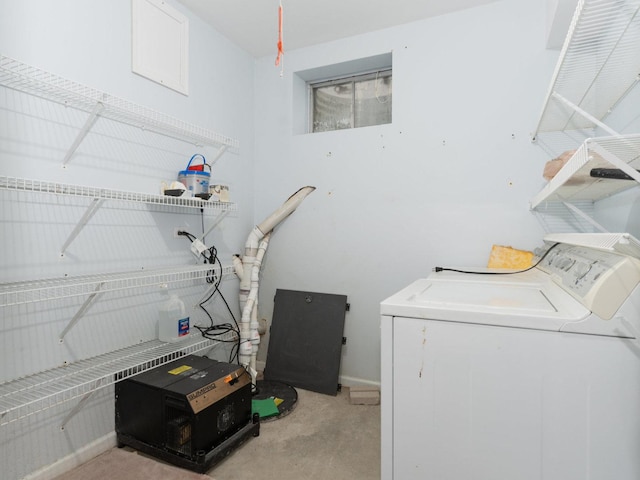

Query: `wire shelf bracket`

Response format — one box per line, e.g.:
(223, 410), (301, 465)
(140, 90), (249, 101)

(60, 378), (103, 429)
(58, 282), (105, 341)
(560, 199), (609, 233)
(550, 92), (621, 138)
(60, 197), (104, 256)
(201, 209), (231, 242)
(62, 101), (105, 167)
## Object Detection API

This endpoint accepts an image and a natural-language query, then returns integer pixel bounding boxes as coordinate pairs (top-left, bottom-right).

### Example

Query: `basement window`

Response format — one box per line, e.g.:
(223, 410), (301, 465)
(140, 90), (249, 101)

(310, 69), (392, 133)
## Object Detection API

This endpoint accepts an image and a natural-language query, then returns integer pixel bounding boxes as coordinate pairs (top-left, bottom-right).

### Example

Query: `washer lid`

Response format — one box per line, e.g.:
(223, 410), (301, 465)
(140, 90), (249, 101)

(420, 282), (556, 313)
(381, 271), (590, 331)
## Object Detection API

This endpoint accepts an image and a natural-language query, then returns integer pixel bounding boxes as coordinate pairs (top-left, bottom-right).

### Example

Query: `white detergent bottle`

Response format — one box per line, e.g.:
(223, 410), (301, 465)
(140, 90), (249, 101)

(158, 285), (190, 342)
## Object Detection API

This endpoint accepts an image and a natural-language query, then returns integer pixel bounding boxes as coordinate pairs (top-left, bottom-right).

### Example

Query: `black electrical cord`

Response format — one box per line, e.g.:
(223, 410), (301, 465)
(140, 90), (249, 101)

(433, 242), (561, 275)
(177, 230), (220, 284)
(177, 229), (241, 363)
(237, 361), (258, 394)
(188, 233), (255, 388)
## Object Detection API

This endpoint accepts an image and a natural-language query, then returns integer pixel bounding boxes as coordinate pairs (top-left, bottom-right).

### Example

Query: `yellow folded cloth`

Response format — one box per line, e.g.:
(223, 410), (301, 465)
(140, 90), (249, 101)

(487, 245), (534, 269)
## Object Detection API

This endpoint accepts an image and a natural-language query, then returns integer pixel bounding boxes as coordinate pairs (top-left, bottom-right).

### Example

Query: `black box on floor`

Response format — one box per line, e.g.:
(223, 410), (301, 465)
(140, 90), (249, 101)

(115, 354), (259, 473)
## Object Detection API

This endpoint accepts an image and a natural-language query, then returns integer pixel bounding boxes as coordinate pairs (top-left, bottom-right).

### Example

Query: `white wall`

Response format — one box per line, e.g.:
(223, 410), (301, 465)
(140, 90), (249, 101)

(0, 0), (600, 476)
(0, 1), (255, 478)
(252, 0), (559, 385)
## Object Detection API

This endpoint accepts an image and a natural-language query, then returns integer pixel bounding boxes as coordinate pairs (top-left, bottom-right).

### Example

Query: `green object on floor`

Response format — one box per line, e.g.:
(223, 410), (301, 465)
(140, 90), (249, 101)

(252, 397), (280, 418)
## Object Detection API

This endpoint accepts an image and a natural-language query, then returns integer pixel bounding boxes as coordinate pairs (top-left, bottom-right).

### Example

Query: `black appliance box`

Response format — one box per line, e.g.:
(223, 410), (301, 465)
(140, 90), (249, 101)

(115, 355), (259, 473)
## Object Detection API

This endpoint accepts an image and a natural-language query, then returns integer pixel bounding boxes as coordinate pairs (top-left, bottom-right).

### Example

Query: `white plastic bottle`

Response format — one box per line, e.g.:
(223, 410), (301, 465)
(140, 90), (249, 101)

(158, 286), (190, 342)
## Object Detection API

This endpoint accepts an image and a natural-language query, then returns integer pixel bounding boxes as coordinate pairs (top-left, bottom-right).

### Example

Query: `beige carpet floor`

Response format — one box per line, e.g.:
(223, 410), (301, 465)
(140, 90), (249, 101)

(54, 387), (380, 480)
(53, 448), (210, 480)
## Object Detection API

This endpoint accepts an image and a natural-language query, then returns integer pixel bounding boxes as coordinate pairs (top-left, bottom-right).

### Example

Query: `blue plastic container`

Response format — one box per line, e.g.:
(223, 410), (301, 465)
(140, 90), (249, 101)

(178, 154), (210, 195)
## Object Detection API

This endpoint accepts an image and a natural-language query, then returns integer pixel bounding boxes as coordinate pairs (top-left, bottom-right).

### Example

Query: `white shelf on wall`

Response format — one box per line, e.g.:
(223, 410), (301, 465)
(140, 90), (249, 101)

(0, 55), (242, 430)
(543, 232), (640, 259)
(0, 176), (238, 213)
(530, 0), (640, 233)
(532, 0), (640, 138)
(0, 176), (238, 255)
(0, 264), (233, 307)
(0, 334), (234, 427)
(530, 134), (640, 209)
(0, 54), (239, 153)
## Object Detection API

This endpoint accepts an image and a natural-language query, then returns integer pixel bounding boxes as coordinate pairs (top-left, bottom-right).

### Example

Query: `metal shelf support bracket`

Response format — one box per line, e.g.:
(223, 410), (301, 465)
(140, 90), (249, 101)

(589, 142), (640, 184)
(551, 92), (621, 138)
(560, 199), (609, 233)
(60, 378), (103, 429)
(59, 282), (105, 341)
(60, 198), (105, 256)
(62, 102), (105, 167)
(201, 209), (230, 241)
(209, 145), (228, 166)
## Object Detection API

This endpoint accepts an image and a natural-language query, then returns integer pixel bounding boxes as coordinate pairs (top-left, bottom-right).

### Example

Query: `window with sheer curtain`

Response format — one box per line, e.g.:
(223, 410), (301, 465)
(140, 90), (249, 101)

(310, 69), (392, 133)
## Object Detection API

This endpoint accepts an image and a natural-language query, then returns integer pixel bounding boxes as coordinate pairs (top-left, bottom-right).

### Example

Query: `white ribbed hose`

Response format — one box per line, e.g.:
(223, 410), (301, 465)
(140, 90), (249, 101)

(235, 186), (315, 384)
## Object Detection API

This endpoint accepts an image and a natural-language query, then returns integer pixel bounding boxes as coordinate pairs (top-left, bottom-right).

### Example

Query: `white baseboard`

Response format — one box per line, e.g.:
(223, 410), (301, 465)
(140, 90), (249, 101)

(23, 432), (117, 480)
(339, 375), (381, 389)
(256, 368), (379, 389)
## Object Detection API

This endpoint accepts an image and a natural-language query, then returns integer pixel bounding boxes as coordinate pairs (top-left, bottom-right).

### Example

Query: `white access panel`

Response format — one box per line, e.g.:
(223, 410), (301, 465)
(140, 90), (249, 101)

(132, 0), (189, 95)
(382, 315), (640, 480)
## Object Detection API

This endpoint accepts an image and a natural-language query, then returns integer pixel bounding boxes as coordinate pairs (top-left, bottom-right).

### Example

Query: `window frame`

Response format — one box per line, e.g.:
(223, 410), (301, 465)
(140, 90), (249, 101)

(308, 68), (392, 133)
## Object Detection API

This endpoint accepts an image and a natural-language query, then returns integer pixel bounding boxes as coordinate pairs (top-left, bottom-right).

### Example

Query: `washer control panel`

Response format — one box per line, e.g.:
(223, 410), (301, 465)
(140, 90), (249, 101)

(536, 243), (640, 319)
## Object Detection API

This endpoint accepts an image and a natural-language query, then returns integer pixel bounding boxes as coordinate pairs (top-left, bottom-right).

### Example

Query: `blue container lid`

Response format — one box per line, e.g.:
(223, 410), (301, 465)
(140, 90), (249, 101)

(178, 170), (210, 178)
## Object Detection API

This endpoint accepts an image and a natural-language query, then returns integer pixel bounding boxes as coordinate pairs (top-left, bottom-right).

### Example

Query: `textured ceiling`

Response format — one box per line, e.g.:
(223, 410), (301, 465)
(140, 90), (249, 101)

(176, 0), (501, 58)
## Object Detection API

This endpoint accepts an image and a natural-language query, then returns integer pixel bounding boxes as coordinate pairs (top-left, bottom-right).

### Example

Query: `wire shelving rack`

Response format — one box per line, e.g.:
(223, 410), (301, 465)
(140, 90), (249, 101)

(0, 176), (237, 212)
(0, 264), (234, 308)
(0, 55), (239, 152)
(0, 335), (234, 427)
(530, 0), (640, 232)
(533, 0), (640, 138)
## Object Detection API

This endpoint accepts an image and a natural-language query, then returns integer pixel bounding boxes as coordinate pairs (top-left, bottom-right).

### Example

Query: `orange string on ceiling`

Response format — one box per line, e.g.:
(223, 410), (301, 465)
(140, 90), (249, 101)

(275, 2), (283, 69)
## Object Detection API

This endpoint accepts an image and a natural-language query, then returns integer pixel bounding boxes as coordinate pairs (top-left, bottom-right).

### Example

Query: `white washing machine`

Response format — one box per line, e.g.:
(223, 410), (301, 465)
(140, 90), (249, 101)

(380, 233), (640, 480)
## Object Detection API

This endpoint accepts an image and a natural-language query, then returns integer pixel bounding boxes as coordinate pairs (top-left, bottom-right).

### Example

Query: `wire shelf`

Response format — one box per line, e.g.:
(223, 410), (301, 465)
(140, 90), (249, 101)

(0, 54), (239, 151)
(0, 335), (234, 426)
(530, 133), (640, 209)
(0, 176), (237, 212)
(544, 232), (640, 258)
(533, 0), (640, 136)
(0, 264), (235, 307)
